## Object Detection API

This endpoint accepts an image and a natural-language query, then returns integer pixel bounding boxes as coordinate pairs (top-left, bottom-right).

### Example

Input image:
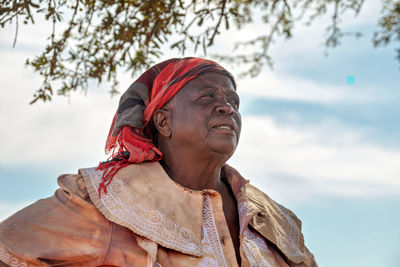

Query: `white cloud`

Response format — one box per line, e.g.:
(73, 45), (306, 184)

(1, 0), (397, 207)
(0, 46), (119, 169)
(207, 0), (385, 105)
(228, 115), (400, 203)
(211, 0), (382, 56)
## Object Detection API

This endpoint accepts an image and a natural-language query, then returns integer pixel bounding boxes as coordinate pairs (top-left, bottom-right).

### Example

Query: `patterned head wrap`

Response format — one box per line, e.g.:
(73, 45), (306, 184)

(97, 57), (235, 196)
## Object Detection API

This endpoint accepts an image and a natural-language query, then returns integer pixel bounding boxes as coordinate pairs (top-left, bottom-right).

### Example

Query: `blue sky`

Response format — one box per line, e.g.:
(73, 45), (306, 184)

(1, 1), (399, 266)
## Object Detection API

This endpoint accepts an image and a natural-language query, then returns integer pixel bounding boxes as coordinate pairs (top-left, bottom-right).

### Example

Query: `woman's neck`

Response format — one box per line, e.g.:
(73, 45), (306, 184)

(160, 149), (226, 192)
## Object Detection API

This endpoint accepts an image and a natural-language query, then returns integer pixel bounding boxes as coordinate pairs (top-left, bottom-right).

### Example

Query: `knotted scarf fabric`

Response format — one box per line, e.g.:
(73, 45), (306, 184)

(97, 57), (235, 196)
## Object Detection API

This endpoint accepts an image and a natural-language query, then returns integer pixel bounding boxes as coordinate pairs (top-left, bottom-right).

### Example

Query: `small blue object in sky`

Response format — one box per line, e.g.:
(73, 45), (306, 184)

(347, 76), (355, 85)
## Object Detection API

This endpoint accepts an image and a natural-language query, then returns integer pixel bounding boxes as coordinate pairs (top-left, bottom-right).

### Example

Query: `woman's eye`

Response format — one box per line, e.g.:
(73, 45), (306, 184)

(230, 99), (240, 108)
(202, 93), (215, 98)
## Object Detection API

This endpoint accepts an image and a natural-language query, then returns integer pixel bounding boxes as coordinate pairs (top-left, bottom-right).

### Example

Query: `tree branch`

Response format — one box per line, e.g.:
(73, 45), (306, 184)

(208, 0), (227, 46)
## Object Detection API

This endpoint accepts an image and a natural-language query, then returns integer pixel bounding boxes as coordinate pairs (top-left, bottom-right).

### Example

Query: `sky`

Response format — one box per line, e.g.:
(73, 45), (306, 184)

(1, 1), (399, 266)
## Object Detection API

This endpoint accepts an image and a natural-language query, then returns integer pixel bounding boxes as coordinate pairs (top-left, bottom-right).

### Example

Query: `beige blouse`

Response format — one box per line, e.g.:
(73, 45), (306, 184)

(0, 162), (317, 267)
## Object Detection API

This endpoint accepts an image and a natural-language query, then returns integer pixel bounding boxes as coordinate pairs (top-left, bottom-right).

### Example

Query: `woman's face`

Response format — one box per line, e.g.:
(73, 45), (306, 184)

(165, 72), (242, 159)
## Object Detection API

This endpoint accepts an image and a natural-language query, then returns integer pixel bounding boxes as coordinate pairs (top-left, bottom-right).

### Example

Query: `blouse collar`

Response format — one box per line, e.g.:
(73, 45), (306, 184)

(80, 162), (308, 264)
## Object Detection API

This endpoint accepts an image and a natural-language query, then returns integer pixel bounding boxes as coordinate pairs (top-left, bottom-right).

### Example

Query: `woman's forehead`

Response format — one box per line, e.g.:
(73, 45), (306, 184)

(182, 72), (236, 93)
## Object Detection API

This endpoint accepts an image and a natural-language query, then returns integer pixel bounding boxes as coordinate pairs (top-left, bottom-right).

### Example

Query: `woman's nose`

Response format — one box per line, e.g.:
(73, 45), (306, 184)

(215, 99), (234, 115)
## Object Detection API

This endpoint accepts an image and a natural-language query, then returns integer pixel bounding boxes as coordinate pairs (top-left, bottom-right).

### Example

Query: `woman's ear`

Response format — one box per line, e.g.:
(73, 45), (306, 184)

(153, 109), (172, 138)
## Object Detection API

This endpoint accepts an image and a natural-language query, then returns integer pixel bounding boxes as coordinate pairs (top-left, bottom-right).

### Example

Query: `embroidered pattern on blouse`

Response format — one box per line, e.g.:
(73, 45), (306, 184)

(197, 194), (228, 267)
(245, 229), (269, 252)
(238, 199), (282, 267)
(242, 228), (278, 267)
(196, 256), (219, 267)
(0, 246), (27, 267)
(238, 201), (258, 235)
(85, 168), (201, 255)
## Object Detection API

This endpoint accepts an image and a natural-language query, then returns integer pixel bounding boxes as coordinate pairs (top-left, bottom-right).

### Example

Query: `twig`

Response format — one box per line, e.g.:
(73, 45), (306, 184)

(208, 0), (226, 46)
(12, 14), (18, 48)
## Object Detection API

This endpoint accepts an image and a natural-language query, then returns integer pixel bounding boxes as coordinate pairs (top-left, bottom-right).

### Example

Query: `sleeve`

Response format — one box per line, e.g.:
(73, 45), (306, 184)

(0, 174), (112, 267)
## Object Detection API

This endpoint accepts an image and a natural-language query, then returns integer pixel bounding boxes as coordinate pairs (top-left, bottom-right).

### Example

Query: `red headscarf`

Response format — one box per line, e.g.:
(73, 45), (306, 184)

(97, 57), (235, 196)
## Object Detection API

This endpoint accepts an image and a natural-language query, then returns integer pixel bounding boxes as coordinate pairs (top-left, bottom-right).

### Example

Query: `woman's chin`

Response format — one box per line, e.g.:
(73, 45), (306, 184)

(207, 142), (238, 159)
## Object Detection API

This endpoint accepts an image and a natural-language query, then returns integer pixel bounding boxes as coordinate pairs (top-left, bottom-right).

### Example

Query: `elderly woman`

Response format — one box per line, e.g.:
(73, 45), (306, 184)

(0, 58), (317, 267)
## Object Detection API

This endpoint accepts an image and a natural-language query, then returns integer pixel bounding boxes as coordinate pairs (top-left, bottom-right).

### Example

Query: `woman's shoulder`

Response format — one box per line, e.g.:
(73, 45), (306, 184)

(0, 171), (112, 267)
(243, 183), (317, 267)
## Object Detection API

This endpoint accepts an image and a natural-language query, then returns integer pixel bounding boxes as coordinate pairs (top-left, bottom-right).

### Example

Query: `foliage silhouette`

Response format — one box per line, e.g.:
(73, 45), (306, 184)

(1, 0), (399, 103)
